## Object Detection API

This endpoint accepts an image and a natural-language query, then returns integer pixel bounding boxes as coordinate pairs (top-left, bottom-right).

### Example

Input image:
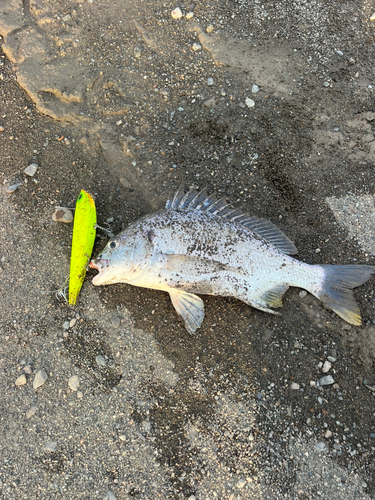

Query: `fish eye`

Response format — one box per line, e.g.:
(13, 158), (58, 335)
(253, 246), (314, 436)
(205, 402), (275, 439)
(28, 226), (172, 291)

(109, 239), (119, 250)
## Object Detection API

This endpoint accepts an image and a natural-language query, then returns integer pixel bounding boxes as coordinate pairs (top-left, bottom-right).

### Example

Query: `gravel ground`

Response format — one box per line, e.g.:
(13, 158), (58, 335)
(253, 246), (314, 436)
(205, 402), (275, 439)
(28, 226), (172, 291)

(1, 1), (375, 499)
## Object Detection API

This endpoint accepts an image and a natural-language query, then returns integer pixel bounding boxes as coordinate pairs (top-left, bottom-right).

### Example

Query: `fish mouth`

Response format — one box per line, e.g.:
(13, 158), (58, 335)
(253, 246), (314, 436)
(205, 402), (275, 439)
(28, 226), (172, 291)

(89, 258), (109, 285)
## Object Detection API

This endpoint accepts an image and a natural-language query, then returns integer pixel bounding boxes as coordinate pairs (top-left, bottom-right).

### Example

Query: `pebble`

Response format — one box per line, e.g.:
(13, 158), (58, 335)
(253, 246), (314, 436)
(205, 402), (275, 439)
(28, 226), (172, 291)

(251, 84), (259, 93)
(327, 356), (336, 363)
(310, 380), (316, 387)
(119, 177), (132, 189)
(68, 375), (80, 391)
(52, 207), (74, 223)
(299, 290), (307, 298)
(315, 442), (328, 451)
(43, 442), (57, 452)
(323, 81), (330, 87)
(207, 78), (214, 86)
(69, 318), (77, 328)
(171, 7), (183, 19)
(236, 479), (247, 489)
(104, 492), (118, 500)
(245, 97), (255, 108)
(96, 355), (106, 367)
(203, 97), (216, 108)
(15, 374), (27, 386)
(24, 163), (38, 176)
(322, 360), (332, 373)
(325, 430), (332, 438)
(291, 382), (300, 390)
(192, 43), (201, 51)
(111, 316), (121, 329)
(186, 12), (194, 20)
(24, 365), (32, 375)
(206, 24), (214, 33)
(77, 391), (83, 398)
(63, 321), (70, 330)
(317, 375), (335, 386)
(26, 406), (38, 419)
(6, 183), (22, 193)
(0, 125), (4, 132)
(33, 369), (48, 389)
(134, 47), (142, 58)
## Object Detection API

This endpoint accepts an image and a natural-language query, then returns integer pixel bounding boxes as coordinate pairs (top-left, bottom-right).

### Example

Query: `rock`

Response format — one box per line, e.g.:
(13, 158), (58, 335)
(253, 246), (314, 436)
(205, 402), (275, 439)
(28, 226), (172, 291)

(291, 382), (300, 390)
(171, 8), (183, 19)
(207, 77), (214, 86)
(68, 375), (80, 391)
(119, 177), (132, 189)
(0, 125), (4, 132)
(77, 391), (83, 398)
(33, 369), (48, 389)
(322, 360), (332, 373)
(111, 316), (121, 329)
(52, 207), (73, 223)
(299, 290), (307, 298)
(15, 374), (27, 386)
(24, 163), (38, 176)
(26, 406), (38, 419)
(6, 183), (22, 193)
(192, 43), (201, 51)
(24, 365), (32, 375)
(206, 24), (214, 33)
(325, 430), (332, 438)
(203, 98), (216, 108)
(245, 97), (255, 108)
(96, 355), (106, 367)
(315, 442), (328, 451)
(186, 12), (194, 20)
(69, 318), (77, 328)
(134, 47), (142, 58)
(327, 356), (336, 363)
(43, 442), (57, 452)
(317, 375), (335, 387)
(236, 479), (247, 489)
(251, 84), (259, 93)
(104, 492), (118, 500)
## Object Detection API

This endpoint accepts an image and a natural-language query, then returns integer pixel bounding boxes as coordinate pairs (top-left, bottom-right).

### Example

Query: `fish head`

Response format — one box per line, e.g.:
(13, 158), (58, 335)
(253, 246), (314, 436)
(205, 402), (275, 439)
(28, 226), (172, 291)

(90, 232), (153, 286)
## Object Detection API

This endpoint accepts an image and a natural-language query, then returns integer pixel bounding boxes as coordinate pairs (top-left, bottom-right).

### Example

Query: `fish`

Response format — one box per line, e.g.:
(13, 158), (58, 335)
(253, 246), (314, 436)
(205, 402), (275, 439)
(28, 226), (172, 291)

(69, 190), (97, 305)
(89, 186), (375, 333)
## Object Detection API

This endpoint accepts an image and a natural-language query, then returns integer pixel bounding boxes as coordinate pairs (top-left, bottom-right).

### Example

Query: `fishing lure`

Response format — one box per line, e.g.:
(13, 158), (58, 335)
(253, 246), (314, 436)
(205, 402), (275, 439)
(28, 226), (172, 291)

(69, 190), (97, 305)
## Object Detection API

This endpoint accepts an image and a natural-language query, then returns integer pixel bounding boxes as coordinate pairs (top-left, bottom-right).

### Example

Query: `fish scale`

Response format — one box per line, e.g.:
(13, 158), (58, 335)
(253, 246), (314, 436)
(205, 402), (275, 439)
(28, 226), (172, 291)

(90, 187), (375, 334)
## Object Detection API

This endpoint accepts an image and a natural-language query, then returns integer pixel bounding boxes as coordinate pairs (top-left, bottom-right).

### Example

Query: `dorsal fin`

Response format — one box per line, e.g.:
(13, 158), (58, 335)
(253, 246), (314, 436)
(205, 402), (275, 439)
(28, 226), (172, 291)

(165, 186), (298, 255)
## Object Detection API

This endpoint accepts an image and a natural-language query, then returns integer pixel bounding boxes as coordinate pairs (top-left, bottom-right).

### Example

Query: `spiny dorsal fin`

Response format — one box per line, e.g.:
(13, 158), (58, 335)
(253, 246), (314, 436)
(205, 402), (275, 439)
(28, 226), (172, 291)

(166, 186), (298, 255)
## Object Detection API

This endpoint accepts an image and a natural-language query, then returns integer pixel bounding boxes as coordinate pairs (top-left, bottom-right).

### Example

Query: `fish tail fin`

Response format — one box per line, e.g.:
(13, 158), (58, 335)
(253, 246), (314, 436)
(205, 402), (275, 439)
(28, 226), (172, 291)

(314, 265), (375, 325)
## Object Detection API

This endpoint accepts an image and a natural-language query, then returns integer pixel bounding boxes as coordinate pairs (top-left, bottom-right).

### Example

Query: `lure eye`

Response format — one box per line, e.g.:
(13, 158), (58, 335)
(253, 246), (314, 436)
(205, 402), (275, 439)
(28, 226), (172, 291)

(109, 239), (119, 250)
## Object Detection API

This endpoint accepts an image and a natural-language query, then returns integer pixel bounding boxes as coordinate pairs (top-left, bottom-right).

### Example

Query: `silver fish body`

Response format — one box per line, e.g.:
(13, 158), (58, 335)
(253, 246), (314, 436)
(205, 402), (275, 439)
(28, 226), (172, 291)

(90, 187), (375, 333)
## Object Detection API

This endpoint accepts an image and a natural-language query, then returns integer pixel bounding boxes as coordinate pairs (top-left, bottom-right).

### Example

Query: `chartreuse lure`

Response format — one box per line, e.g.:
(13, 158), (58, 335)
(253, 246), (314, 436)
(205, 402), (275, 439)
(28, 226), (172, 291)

(68, 190), (97, 305)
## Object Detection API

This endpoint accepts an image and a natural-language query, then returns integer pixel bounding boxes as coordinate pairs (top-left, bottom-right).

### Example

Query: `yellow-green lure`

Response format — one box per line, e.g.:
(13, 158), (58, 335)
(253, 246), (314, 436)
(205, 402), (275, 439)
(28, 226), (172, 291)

(68, 190), (97, 305)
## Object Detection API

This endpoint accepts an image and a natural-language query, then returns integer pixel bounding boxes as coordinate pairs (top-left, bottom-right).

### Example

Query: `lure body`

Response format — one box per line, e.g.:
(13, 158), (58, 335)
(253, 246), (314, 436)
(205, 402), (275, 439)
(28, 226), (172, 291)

(69, 190), (96, 305)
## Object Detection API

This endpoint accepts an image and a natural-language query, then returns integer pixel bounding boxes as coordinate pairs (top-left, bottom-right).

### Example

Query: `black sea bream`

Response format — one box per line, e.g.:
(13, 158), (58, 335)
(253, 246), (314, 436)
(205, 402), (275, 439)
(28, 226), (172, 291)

(90, 187), (375, 334)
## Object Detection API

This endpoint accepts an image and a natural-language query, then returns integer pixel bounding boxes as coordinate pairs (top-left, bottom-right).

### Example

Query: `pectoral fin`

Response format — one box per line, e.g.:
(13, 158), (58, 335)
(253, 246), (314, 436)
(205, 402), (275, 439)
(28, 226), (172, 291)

(169, 289), (205, 334)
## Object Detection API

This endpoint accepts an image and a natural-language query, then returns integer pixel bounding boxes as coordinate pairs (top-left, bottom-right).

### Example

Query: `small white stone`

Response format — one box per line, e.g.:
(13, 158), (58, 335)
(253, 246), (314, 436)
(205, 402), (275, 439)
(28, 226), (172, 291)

(119, 435), (126, 441)
(207, 77), (214, 86)
(186, 12), (194, 19)
(24, 163), (38, 176)
(33, 369), (48, 389)
(171, 7), (183, 19)
(291, 382), (300, 390)
(6, 183), (22, 193)
(251, 84), (259, 93)
(325, 430), (332, 438)
(299, 290), (307, 298)
(26, 406), (38, 419)
(43, 442), (57, 452)
(322, 360), (332, 373)
(52, 207), (73, 223)
(318, 375), (335, 386)
(69, 318), (77, 328)
(206, 24), (214, 33)
(245, 97), (255, 108)
(68, 375), (80, 391)
(96, 355), (106, 367)
(15, 374), (27, 386)
(77, 391), (83, 398)
(310, 380), (316, 387)
(105, 492), (118, 500)
(134, 47), (142, 58)
(192, 43), (201, 51)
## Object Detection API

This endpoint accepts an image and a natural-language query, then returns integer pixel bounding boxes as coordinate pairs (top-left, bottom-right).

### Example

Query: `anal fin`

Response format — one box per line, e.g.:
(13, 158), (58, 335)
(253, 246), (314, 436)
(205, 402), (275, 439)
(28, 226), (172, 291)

(169, 289), (205, 334)
(259, 284), (289, 308)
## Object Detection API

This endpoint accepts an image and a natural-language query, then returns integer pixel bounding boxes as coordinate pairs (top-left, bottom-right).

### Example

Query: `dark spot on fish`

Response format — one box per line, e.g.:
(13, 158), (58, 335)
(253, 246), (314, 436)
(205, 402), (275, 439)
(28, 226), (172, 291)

(147, 229), (155, 244)
(78, 192), (83, 201)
